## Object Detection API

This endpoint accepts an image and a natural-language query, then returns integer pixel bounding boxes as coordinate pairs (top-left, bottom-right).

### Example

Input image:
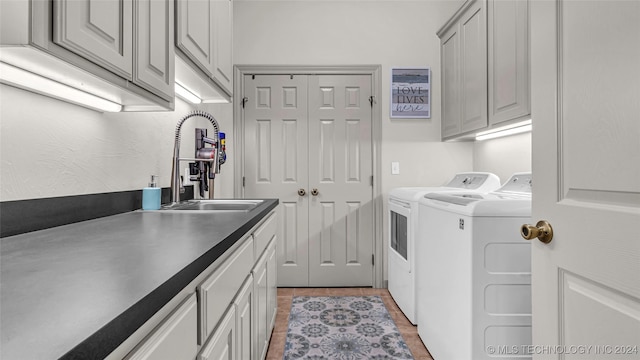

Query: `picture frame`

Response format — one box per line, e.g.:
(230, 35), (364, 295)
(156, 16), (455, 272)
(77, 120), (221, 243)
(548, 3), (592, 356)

(391, 67), (431, 119)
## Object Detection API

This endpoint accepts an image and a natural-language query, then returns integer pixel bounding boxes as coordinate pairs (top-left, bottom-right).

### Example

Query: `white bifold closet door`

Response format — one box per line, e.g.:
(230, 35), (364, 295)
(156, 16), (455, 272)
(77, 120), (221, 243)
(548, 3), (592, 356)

(243, 74), (374, 287)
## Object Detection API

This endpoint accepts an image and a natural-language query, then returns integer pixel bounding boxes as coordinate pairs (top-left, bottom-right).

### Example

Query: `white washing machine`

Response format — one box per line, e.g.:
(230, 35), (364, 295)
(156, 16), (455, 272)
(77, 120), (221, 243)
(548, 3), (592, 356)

(416, 173), (533, 360)
(388, 172), (501, 325)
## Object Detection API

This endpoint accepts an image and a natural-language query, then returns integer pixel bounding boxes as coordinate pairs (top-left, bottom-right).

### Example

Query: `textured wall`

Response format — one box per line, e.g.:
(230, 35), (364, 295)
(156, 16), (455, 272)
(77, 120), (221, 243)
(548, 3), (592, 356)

(0, 84), (235, 201)
(234, 0), (476, 283)
(473, 132), (532, 183)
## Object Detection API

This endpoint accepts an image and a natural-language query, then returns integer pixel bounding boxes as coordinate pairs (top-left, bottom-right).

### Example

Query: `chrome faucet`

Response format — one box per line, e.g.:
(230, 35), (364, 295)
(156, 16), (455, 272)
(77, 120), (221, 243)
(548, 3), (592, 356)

(170, 110), (224, 205)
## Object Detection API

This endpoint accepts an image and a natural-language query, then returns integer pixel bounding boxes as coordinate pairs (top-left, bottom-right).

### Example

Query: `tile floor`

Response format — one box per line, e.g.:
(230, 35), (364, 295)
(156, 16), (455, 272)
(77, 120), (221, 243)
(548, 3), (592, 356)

(266, 288), (433, 360)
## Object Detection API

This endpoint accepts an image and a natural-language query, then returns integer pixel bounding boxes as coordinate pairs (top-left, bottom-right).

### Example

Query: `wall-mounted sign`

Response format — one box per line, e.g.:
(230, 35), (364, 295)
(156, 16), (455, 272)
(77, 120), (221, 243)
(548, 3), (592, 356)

(391, 67), (430, 119)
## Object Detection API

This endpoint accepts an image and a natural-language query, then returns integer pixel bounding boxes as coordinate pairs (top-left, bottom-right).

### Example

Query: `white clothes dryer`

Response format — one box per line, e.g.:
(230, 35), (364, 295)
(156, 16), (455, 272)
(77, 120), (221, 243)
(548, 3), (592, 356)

(416, 173), (533, 360)
(388, 172), (501, 325)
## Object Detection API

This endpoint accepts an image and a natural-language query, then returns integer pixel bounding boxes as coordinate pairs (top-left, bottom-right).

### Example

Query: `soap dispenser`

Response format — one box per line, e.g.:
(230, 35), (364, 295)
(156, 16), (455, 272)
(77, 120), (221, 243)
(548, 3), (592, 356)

(142, 175), (161, 210)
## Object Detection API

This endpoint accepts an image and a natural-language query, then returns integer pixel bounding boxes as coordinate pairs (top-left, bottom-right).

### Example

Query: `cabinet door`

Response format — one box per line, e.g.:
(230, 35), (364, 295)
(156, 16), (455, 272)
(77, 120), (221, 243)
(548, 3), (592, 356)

(488, 0), (530, 125)
(266, 239), (278, 335)
(53, 0), (133, 80)
(126, 294), (198, 360)
(440, 24), (461, 138)
(252, 252), (268, 360)
(234, 276), (253, 360)
(459, 0), (488, 133)
(198, 237), (254, 344)
(198, 306), (236, 360)
(211, 0), (233, 94)
(176, 0), (214, 76)
(135, 0), (175, 100)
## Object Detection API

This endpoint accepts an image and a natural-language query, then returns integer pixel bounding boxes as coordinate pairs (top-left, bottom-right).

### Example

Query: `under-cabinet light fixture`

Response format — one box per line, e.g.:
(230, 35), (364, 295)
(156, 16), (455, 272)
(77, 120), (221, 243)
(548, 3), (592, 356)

(0, 61), (122, 112)
(175, 82), (202, 104)
(475, 119), (532, 141)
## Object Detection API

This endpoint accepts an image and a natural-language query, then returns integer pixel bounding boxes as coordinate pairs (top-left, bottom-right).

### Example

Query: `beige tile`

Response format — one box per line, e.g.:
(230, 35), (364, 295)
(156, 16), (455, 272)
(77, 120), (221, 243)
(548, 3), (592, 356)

(277, 295), (292, 309)
(277, 288), (294, 296)
(360, 287), (389, 296)
(266, 332), (286, 359)
(293, 287), (330, 296)
(325, 287), (364, 296)
(403, 333), (431, 357)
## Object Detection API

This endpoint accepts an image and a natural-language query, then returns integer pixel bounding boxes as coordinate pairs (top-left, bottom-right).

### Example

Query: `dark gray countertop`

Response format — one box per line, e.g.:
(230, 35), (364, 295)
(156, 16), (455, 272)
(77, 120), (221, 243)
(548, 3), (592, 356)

(0, 199), (278, 360)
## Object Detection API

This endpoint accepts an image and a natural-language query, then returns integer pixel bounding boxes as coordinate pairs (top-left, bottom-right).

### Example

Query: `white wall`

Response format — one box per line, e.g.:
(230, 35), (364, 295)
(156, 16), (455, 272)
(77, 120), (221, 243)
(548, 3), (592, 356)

(234, 0), (474, 283)
(473, 132), (532, 183)
(234, 0), (473, 186)
(0, 84), (235, 201)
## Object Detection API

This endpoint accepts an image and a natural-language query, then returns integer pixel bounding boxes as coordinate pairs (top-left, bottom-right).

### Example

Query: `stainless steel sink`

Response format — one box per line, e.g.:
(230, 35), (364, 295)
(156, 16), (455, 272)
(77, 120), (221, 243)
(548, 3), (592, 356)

(161, 199), (263, 212)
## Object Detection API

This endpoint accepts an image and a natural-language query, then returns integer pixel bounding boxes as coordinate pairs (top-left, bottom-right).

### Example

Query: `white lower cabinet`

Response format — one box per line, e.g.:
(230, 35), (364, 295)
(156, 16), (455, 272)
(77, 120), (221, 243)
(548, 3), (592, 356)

(266, 239), (278, 334)
(198, 305), (236, 360)
(126, 294), (198, 360)
(114, 211), (277, 360)
(234, 276), (254, 360)
(253, 249), (269, 360)
(198, 237), (254, 344)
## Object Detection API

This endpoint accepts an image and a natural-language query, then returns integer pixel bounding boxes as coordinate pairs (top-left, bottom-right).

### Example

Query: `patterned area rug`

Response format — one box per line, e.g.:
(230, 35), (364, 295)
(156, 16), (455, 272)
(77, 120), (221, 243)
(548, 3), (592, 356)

(284, 296), (414, 360)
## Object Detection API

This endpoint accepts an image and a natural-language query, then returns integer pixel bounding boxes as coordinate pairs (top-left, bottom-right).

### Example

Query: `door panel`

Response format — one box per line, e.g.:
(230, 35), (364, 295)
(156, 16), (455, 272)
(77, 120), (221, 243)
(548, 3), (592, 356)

(460, 0), (487, 133)
(176, 0), (213, 75)
(134, 0), (174, 100)
(531, 0), (640, 357)
(54, 0), (133, 79)
(244, 75), (310, 286)
(441, 26), (461, 138)
(308, 75), (373, 287)
(244, 74), (374, 287)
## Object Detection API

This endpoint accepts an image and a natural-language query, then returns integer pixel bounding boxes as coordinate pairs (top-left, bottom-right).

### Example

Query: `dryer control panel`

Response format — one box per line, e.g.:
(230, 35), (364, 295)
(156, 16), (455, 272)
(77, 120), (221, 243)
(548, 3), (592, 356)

(445, 172), (501, 191)
(498, 173), (533, 194)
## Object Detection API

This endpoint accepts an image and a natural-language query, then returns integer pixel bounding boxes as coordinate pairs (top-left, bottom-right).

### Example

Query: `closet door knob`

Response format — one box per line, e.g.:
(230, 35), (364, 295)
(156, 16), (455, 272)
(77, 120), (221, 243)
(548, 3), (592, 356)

(298, 188), (306, 196)
(311, 188), (319, 196)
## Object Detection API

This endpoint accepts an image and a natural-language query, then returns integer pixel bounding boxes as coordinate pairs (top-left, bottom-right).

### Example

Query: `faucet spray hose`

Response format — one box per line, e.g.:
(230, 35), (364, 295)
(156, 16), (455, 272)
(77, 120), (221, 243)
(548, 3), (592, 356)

(171, 110), (221, 204)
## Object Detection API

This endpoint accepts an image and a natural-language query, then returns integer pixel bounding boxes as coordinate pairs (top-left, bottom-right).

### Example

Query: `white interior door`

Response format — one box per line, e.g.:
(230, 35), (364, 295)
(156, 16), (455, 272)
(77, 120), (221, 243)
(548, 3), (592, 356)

(243, 74), (310, 286)
(243, 74), (374, 287)
(307, 75), (374, 287)
(531, 1), (640, 359)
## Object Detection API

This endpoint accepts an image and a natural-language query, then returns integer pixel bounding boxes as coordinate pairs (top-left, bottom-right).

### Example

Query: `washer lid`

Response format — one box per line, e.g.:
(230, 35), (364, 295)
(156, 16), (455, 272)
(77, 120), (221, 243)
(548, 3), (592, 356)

(419, 173), (533, 217)
(388, 172), (501, 202)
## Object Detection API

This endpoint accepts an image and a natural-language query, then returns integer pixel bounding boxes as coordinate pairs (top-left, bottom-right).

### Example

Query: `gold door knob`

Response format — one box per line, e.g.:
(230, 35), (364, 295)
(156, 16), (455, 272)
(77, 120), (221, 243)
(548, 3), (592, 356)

(521, 220), (554, 244)
(298, 188), (306, 196)
(311, 188), (319, 196)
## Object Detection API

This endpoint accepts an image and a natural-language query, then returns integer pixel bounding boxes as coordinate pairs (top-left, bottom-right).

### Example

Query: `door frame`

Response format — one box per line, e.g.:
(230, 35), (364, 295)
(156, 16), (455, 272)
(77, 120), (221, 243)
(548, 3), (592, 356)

(233, 65), (384, 288)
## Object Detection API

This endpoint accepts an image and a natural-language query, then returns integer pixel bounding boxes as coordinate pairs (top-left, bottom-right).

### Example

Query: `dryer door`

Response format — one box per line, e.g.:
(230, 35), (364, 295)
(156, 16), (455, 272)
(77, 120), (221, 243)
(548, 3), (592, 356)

(388, 199), (411, 271)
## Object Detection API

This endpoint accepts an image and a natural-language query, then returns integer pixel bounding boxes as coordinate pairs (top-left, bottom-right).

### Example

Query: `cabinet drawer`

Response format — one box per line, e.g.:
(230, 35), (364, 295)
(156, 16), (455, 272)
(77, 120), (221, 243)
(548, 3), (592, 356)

(254, 212), (276, 258)
(126, 293), (198, 360)
(198, 236), (254, 344)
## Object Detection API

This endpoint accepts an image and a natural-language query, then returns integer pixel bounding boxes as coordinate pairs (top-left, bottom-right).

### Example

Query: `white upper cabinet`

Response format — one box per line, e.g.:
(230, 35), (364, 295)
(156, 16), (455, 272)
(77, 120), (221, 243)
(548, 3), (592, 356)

(54, 0), (133, 80)
(176, 0), (233, 98)
(487, 0), (530, 125)
(438, 0), (530, 140)
(440, 24), (461, 138)
(134, 0), (175, 99)
(459, 0), (488, 134)
(176, 0), (215, 75)
(0, 0), (175, 110)
(212, 0), (233, 93)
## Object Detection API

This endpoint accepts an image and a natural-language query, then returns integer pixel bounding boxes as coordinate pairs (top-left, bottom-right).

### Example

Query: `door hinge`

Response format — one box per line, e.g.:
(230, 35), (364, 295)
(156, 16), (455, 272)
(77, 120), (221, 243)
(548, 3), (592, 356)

(242, 176), (245, 187)
(370, 175), (374, 186)
(372, 254), (375, 266)
(369, 96), (374, 108)
(242, 97), (248, 109)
